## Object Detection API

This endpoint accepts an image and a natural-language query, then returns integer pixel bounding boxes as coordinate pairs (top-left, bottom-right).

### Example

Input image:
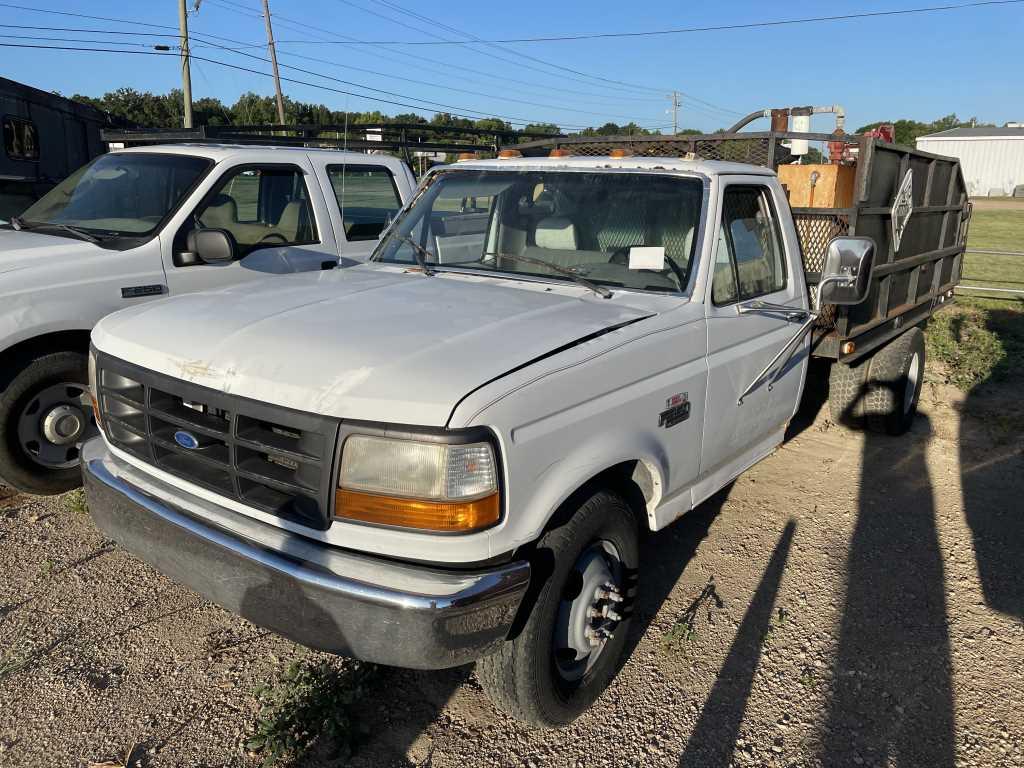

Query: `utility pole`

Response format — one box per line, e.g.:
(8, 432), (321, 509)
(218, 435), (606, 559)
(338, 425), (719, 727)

(668, 91), (680, 136)
(261, 0), (287, 124)
(178, 0), (194, 128)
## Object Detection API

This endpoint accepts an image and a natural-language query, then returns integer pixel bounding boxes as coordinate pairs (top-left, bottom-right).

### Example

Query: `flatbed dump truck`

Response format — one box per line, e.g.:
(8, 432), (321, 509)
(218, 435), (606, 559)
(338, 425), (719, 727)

(81, 131), (969, 727)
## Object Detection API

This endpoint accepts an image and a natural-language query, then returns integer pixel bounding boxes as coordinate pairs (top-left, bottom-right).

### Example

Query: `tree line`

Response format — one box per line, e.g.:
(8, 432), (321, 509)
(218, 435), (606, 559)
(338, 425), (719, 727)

(68, 87), (669, 138)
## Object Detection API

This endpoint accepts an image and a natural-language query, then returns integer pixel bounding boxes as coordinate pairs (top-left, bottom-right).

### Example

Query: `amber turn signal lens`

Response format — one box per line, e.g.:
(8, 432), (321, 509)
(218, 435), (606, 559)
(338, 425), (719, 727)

(497, 149), (522, 159)
(609, 148), (631, 158)
(548, 148), (570, 158)
(335, 489), (500, 533)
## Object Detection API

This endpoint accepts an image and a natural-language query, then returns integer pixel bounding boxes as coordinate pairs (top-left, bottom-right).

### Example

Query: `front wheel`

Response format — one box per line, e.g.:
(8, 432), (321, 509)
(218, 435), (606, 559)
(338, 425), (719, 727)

(0, 351), (98, 495)
(476, 489), (639, 728)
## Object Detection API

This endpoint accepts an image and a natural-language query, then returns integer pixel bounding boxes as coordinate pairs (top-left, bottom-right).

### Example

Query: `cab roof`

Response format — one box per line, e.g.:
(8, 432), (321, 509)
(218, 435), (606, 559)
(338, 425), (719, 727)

(450, 155), (776, 177)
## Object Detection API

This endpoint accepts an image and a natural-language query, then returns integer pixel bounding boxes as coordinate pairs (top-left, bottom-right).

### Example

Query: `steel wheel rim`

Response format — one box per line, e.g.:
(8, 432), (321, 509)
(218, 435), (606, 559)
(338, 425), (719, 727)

(905, 352), (921, 415)
(16, 381), (98, 469)
(553, 540), (624, 683)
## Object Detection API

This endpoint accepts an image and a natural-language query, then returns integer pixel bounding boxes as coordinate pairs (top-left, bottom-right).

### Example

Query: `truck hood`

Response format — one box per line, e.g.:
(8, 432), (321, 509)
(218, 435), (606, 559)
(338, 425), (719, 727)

(0, 228), (102, 275)
(93, 266), (655, 426)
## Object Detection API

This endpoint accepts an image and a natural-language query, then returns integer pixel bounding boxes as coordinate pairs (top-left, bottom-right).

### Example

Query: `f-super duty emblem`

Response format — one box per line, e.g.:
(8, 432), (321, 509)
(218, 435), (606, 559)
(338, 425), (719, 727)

(658, 392), (690, 428)
(121, 284), (165, 299)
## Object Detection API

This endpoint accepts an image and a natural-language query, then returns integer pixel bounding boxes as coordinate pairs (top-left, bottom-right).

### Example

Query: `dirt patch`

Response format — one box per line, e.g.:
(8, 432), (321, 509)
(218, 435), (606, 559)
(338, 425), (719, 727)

(1, 367), (1023, 767)
(969, 197), (1024, 212)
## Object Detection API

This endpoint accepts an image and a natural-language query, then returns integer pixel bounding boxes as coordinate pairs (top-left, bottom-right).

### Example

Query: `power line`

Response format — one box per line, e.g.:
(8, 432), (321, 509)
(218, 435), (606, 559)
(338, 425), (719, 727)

(0, 41), (599, 128)
(265, 11), (667, 107)
(193, 2), (688, 125)
(269, 0), (1024, 44)
(366, 0), (742, 116)
(192, 35), (667, 125)
(330, 0), (661, 99)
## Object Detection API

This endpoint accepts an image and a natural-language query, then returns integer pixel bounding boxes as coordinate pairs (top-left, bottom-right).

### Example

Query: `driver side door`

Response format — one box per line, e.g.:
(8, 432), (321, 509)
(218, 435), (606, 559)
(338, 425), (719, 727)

(162, 160), (339, 295)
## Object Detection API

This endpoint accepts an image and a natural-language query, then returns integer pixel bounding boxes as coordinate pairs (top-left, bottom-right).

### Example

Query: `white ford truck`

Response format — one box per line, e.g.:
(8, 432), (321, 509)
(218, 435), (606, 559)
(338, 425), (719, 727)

(82, 143), (968, 726)
(0, 144), (415, 494)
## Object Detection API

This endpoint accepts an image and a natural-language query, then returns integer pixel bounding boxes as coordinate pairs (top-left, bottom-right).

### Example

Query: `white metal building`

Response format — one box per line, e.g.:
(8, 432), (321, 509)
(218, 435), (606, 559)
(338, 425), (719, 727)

(916, 126), (1024, 197)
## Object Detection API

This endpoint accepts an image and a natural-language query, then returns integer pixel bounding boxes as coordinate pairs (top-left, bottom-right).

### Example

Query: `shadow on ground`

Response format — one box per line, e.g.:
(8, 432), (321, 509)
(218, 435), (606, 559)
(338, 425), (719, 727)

(960, 306), (1024, 622)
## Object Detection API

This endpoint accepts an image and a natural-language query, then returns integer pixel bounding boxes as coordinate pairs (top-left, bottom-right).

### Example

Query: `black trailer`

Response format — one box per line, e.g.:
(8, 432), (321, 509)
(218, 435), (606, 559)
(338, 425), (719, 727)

(511, 131), (970, 366)
(0, 77), (108, 220)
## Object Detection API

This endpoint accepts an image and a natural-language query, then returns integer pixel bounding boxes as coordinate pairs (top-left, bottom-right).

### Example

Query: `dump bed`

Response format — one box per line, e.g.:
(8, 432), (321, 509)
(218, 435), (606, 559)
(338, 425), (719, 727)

(512, 131), (971, 363)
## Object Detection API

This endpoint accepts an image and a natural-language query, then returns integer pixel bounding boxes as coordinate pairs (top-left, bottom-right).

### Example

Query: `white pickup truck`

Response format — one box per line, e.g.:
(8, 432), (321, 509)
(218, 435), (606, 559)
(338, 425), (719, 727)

(81, 149), (966, 727)
(0, 144), (415, 494)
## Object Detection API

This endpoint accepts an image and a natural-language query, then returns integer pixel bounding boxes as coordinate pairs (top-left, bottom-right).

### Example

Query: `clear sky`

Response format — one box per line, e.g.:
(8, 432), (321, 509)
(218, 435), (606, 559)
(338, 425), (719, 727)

(2, 0), (1022, 133)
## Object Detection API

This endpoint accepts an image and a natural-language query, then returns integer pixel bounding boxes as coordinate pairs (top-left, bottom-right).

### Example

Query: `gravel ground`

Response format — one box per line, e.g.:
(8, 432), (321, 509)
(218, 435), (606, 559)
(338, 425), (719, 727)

(1, 363), (1022, 768)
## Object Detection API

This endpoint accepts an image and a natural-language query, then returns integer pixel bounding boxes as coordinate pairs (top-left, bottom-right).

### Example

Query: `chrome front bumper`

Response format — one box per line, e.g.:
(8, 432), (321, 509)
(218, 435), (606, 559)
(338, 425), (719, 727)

(81, 438), (530, 669)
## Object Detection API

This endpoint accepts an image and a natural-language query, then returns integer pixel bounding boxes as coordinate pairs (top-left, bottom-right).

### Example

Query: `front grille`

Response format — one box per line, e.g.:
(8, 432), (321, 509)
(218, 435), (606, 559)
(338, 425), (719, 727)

(96, 353), (340, 530)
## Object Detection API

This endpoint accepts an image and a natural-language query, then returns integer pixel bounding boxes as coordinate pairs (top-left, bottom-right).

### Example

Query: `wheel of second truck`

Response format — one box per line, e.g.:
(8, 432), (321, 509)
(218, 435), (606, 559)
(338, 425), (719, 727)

(476, 489), (639, 728)
(864, 327), (926, 436)
(0, 351), (97, 496)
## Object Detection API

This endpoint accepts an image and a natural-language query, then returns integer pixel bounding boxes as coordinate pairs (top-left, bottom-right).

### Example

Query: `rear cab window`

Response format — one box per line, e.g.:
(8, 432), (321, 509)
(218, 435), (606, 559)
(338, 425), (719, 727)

(327, 165), (402, 241)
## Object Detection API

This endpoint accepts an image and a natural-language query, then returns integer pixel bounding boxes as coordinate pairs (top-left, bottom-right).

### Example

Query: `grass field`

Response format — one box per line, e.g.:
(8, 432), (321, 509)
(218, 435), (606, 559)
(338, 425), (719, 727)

(961, 206), (1024, 290)
(925, 205), (1024, 391)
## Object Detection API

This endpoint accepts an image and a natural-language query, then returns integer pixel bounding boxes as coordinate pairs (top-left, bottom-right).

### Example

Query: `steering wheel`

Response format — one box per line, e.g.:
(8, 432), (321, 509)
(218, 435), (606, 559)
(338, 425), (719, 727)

(608, 247), (630, 266)
(257, 233), (288, 245)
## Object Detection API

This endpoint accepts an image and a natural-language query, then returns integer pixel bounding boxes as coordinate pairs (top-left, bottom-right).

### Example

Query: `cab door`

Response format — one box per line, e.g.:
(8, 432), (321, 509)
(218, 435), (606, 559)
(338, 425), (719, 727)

(163, 159), (340, 295)
(698, 179), (809, 492)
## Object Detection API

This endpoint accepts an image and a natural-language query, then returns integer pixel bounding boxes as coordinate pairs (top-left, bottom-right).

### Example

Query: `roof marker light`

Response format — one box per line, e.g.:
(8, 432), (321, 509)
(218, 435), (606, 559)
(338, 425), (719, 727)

(549, 148), (571, 158)
(498, 149), (523, 159)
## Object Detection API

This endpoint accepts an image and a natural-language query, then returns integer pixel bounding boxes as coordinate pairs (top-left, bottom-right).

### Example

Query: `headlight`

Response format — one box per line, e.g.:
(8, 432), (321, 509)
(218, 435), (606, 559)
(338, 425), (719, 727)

(335, 434), (500, 533)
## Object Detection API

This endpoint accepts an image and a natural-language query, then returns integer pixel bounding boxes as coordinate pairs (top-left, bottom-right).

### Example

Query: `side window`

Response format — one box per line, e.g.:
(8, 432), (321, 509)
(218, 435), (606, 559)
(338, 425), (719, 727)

(194, 166), (318, 256)
(327, 165), (402, 241)
(714, 186), (787, 304)
(3, 117), (40, 161)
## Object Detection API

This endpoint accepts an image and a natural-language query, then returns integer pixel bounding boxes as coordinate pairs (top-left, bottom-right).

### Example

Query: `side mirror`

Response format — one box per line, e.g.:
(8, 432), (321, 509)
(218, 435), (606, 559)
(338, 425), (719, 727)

(818, 236), (875, 306)
(179, 228), (236, 266)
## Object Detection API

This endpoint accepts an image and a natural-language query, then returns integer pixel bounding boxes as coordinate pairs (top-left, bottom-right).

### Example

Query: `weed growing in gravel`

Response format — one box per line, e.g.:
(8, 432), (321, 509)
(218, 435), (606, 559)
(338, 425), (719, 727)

(663, 579), (723, 655)
(762, 606), (789, 648)
(246, 659), (376, 767)
(65, 488), (88, 515)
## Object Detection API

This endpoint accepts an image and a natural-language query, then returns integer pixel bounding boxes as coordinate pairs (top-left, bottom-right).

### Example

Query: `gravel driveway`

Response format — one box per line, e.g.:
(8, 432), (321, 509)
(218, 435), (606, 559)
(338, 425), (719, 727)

(1, 364), (1022, 768)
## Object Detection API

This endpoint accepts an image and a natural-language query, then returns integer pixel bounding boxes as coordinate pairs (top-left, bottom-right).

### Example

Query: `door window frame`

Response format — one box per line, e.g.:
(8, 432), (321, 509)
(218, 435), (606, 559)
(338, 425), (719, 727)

(711, 183), (788, 306)
(326, 163), (402, 242)
(178, 162), (321, 260)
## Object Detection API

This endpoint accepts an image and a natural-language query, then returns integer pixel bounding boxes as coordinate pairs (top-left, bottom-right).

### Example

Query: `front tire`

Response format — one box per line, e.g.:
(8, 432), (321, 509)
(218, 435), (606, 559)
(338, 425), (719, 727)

(476, 489), (639, 728)
(0, 351), (97, 495)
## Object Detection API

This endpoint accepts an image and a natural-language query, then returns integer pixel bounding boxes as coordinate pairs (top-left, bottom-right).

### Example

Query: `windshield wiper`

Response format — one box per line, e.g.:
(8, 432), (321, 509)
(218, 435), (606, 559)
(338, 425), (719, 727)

(388, 231), (435, 276)
(484, 252), (613, 299)
(35, 222), (102, 244)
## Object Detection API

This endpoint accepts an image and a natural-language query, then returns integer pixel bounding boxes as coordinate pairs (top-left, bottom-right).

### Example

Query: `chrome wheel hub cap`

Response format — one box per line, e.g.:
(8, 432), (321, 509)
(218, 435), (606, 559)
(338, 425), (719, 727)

(43, 404), (85, 445)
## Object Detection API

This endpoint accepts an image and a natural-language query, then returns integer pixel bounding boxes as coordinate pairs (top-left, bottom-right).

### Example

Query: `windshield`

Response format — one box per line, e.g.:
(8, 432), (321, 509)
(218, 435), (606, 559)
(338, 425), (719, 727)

(19, 152), (212, 237)
(373, 170), (703, 293)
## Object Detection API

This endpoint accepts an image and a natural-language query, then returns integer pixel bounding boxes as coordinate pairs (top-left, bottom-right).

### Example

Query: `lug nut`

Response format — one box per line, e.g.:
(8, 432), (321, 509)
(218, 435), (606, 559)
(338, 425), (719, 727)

(605, 609), (623, 623)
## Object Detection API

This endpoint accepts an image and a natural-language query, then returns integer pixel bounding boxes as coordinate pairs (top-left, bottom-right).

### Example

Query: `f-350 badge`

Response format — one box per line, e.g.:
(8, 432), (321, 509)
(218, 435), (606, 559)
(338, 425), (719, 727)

(659, 392), (690, 428)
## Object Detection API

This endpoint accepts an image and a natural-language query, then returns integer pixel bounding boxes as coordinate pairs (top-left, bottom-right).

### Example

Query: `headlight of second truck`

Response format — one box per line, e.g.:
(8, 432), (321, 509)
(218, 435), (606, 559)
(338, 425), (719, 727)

(335, 434), (500, 533)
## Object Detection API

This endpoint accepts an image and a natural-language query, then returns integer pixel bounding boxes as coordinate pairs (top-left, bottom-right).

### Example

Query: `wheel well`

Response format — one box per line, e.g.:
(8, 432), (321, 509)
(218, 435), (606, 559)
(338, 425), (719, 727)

(0, 330), (92, 387)
(542, 461), (653, 539)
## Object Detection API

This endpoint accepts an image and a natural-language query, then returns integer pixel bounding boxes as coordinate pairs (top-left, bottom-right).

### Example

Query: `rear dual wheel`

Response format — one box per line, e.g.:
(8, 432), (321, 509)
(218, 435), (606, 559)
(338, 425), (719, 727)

(477, 489), (639, 728)
(828, 327), (925, 436)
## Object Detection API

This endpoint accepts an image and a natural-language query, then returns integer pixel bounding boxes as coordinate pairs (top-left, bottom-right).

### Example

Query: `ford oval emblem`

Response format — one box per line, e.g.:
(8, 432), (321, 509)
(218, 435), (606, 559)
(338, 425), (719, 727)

(174, 430), (200, 450)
